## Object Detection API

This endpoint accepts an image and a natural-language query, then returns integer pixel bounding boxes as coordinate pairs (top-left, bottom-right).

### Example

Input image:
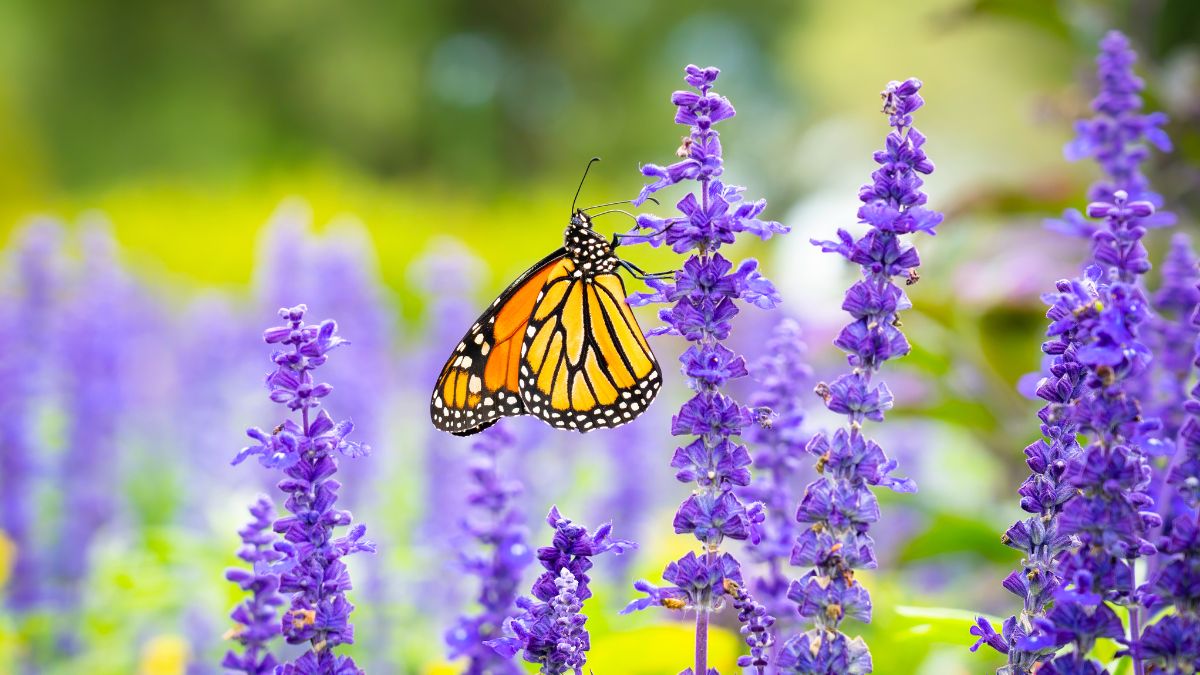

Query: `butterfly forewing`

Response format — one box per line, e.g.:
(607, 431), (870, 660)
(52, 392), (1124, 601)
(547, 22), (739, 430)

(518, 261), (661, 432)
(430, 249), (569, 436)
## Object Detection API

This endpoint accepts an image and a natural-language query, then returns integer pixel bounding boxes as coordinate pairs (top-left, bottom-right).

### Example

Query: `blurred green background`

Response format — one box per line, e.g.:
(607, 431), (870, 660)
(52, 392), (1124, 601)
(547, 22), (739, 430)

(0, 0), (1197, 673)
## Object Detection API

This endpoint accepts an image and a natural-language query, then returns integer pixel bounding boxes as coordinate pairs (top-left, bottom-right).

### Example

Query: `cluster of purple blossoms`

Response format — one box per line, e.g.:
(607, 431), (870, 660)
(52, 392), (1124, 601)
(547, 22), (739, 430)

(741, 319), (812, 631)
(223, 497), (288, 674)
(974, 30), (1180, 675)
(489, 507), (634, 673)
(444, 422), (533, 674)
(233, 305), (374, 674)
(1049, 30), (1174, 239)
(1147, 235), (1200, 444)
(620, 64), (787, 675)
(1138, 243), (1200, 672)
(788, 77), (937, 674)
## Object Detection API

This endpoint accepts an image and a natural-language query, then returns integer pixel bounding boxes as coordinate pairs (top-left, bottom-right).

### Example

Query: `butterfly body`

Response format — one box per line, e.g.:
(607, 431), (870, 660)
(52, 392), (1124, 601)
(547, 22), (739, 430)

(431, 211), (662, 436)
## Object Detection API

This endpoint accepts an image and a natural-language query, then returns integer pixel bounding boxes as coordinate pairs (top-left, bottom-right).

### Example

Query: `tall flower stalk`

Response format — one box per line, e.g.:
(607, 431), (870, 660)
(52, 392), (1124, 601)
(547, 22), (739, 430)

(444, 422), (533, 674)
(234, 304), (374, 674)
(223, 497), (287, 674)
(784, 77), (938, 674)
(1145, 234), (1200, 562)
(973, 31), (1172, 675)
(1139, 286), (1200, 671)
(1048, 31), (1173, 240)
(413, 240), (485, 618)
(0, 222), (62, 615)
(620, 64), (787, 675)
(54, 224), (137, 649)
(488, 507), (634, 674)
(743, 318), (812, 636)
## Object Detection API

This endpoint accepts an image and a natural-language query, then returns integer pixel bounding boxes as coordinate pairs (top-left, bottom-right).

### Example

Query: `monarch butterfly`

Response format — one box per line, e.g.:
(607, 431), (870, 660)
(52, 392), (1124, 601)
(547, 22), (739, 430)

(430, 159), (664, 436)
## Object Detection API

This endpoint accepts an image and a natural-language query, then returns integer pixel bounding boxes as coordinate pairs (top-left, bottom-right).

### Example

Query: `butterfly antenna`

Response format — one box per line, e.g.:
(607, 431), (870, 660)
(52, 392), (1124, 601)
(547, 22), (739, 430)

(581, 196), (660, 211)
(572, 157), (602, 214)
(589, 209), (639, 223)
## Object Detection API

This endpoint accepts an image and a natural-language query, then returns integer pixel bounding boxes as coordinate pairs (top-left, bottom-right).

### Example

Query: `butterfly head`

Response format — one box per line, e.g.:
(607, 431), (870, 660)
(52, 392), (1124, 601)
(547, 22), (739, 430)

(569, 209), (595, 231)
(564, 211), (617, 272)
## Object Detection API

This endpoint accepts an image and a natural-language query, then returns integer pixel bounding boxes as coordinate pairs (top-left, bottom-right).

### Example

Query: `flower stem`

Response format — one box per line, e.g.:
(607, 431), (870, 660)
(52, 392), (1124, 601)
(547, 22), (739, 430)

(1129, 606), (1144, 675)
(695, 606), (709, 675)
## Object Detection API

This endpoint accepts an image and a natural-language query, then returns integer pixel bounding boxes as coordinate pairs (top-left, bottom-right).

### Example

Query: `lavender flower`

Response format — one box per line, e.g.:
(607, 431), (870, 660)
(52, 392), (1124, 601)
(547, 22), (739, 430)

(489, 507), (634, 673)
(977, 214), (1161, 675)
(444, 422), (533, 674)
(0, 221), (62, 614)
(222, 497), (287, 674)
(54, 224), (138, 647)
(1136, 267), (1200, 672)
(233, 305), (374, 673)
(1049, 30), (1174, 239)
(1026, 38), (1170, 674)
(1147, 234), (1200, 439)
(621, 64), (787, 675)
(412, 240), (485, 617)
(784, 77), (936, 674)
(976, 31), (1172, 675)
(1145, 234), (1200, 543)
(725, 578), (776, 672)
(307, 221), (396, 451)
(742, 319), (812, 629)
(1167, 291), (1200, 509)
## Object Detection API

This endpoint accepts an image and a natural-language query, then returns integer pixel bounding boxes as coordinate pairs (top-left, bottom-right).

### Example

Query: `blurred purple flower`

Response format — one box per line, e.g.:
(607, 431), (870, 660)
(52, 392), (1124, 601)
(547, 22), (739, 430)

(789, 77), (937, 671)
(0, 221), (62, 614)
(444, 422), (532, 675)
(1060, 32), (1171, 220)
(623, 64), (787, 674)
(1048, 31), (1174, 237)
(597, 418), (654, 579)
(1146, 235), (1200, 438)
(1136, 258), (1200, 670)
(53, 224), (141, 648)
(412, 240), (486, 617)
(488, 508), (633, 674)
(222, 497), (288, 674)
(1130, 614), (1200, 673)
(1142, 234), (1200, 552)
(234, 304), (373, 673)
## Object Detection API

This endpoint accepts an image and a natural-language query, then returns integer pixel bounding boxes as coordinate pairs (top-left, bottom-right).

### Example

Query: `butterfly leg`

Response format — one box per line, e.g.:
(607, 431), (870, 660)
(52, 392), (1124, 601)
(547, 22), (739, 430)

(618, 258), (674, 280)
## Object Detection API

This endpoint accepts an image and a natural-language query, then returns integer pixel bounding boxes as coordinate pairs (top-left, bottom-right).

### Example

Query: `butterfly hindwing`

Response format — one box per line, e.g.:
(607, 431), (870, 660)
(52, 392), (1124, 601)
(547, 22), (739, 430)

(431, 249), (569, 436)
(518, 260), (661, 431)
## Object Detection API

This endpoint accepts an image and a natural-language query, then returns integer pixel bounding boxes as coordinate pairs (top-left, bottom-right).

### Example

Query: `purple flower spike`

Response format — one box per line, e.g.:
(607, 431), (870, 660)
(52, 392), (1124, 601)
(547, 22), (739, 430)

(980, 31), (1179, 675)
(740, 320), (812, 633)
(623, 65), (787, 674)
(488, 508), (633, 674)
(232, 305), (373, 673)
(222, 497), (288, 674)
(445, 423), (533, 675)
(1057, 31), (1173, 229)
(789, 77), (939, 672)
(0, 221), (63, 614)
(1136, 238), (1200, 671)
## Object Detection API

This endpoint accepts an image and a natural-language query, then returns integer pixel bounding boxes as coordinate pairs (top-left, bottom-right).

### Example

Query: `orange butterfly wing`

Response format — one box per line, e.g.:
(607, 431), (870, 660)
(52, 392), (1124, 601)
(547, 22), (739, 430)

(430, 249), (569, 436)
(517, 260), (661, 432)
